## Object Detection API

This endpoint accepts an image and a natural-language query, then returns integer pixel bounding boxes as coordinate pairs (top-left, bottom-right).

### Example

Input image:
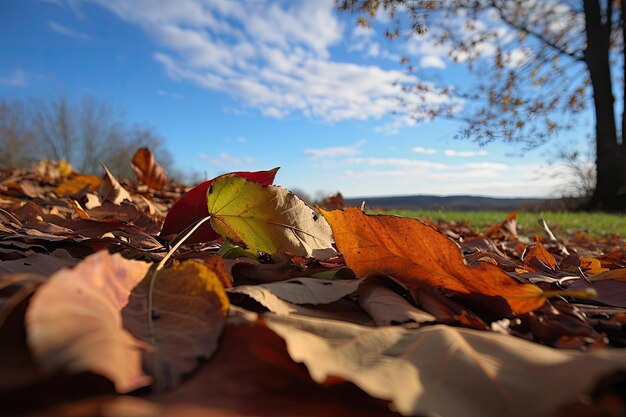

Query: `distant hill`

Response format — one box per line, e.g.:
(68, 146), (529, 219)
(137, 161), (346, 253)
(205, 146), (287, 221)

(344, 195), (553, 212)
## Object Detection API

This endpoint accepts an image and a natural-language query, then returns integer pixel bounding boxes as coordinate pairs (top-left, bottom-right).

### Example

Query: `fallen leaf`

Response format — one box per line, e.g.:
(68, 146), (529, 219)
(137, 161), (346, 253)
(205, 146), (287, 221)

(228, 285), (372, 324)
(160, 167), (279, 243)
(524, 236), (557, 270)
(53, 175), (101, 198)
(146, 318), (399, 417)
(131, 148), (168, 190)
(122, 258), (229, 391)
(33, 159), (73, 180)
(207, 174), (337, 260)
(567, 279), (626, 308)
(0, 273), (46, 332)
(583, 258), (614, 276)
(98, 162), (132, 205)
(263, 312), (626, 417)
(68, 200), (91, 220)
(26, 251), (152, 393)
(322, 208), (543, 314)
(357, 277), (435, 326)
(230, 278), (360, 311)
(0, 252), (79, 278)
(485, 210), (518, 240)
(0, 274), (47, 392)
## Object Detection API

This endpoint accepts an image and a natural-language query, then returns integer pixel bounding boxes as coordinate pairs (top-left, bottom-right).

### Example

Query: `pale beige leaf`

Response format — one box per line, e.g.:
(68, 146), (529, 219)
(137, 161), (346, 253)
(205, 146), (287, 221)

(261, 314), (626, 417)
(229, 277), (434, 326)
(229, 279), (372, 324)
(357, 277), (435, 326)
(99, 161), (132, 205)
(26, 251), (152, 393)
(254, 277), (361, 305)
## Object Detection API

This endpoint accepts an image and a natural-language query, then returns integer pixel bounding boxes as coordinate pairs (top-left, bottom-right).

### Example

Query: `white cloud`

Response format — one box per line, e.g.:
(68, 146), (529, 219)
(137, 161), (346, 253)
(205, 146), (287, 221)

(464, 162), (506, 170)
(48, 20), (89, 40)
(411, 146), (437, 155)
(157, 89), (183, 100)
(444, 149), (488, 157)
(198, 152), (254, 167)
(81, 0), (453, 131)
(339, 161), (562, 198)
(0, 70), (27, 86)
(304, 140), (366, 158)
(346, 157), (447, 170)
(420, 55), (446, 69)
(503, 48), (531, 68)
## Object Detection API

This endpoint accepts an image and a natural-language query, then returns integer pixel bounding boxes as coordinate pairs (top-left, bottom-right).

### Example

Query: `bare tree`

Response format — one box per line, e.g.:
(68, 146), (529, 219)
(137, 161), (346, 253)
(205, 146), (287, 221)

(0, 95), (173, 178)
(0, 100), (38, 169)
(338, 0), (626, 209)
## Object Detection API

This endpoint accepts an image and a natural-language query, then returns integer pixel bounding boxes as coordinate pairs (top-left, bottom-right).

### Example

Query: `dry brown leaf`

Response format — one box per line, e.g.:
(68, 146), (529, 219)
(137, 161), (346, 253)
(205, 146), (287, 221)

(589, 268), (626, 282)
(98, 162), (131, 205)
(0, 252), (79, 278)
(146, 319), (399, 417)
(357, 277), (435, 325)
(263, 312), (626, 417)
(581, 257), (610, 275)
(68, 200), (91, 220)
(524, 236), (557, 270)
(0, 273), (48, 393)
(322, 208), (544, 314)
(122, 258), (229, 391)
(131, 147), (168, 190)
(26, 251), (152, 393)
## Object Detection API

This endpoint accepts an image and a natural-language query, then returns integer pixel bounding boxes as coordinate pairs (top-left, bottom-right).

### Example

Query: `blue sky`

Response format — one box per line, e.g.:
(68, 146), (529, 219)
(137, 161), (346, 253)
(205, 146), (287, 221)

(0, 0), (589, 198)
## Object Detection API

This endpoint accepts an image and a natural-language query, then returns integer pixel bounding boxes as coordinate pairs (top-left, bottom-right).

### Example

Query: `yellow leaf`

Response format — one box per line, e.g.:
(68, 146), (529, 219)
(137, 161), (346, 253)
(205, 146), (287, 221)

(53, 174), (101, 197)
(206, 174), (336, 260)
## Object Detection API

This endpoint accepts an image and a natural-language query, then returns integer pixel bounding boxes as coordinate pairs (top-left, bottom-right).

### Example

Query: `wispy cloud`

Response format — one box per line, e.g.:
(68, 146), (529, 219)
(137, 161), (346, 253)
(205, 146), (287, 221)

(48, 20), (89, 40)
(304, 139), (366, 158)
(0, 70), (27, 86)
(81, 0), (455, 131)
(157, 89), (184, 100)
(346, 157), (447, 170)
(411, 146), (437, 155)
(444, 149), (488, 157)
(341, 160), (562, 197)
(198, 152), (255, 167)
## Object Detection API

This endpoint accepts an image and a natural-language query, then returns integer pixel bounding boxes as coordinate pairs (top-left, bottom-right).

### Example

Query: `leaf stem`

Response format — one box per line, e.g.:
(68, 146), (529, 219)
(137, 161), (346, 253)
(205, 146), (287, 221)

(146, 215), (213, 347)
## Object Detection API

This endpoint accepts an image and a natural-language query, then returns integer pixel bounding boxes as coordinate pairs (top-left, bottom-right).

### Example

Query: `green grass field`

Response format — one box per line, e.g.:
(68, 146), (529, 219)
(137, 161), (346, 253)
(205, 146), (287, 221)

(376, 209), (626, 238)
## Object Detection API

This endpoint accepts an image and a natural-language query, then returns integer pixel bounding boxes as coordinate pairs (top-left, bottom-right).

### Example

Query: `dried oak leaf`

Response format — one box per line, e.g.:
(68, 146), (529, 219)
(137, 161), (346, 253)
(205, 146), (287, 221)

(160, 168), (279, 243)
(131, 147), (168, 190)
(322, 208), (544, 314)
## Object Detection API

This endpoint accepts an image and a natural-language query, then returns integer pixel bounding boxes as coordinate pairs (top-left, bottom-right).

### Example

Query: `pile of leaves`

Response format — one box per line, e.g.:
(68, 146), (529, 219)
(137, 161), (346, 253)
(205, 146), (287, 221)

(1, 149), (626, 417)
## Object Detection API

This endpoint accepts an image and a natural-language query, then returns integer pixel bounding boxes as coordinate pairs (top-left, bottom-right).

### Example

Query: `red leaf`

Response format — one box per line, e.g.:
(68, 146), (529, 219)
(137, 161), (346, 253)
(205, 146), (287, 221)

(160, 168), (279, 243)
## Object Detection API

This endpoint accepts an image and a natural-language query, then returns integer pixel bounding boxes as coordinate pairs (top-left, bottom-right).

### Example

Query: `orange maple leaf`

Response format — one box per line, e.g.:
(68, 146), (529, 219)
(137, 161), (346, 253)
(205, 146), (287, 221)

(322, 208), (544, 314)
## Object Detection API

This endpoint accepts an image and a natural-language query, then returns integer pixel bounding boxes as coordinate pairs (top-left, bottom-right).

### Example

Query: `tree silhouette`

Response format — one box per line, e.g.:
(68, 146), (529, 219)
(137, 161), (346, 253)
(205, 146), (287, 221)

(339, 0), (625, 209)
